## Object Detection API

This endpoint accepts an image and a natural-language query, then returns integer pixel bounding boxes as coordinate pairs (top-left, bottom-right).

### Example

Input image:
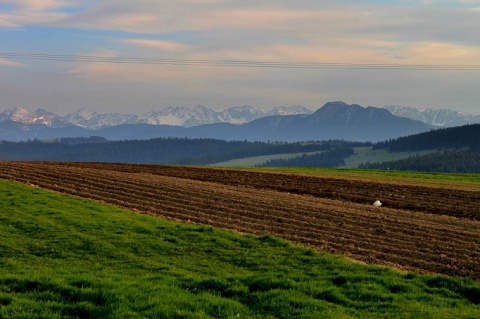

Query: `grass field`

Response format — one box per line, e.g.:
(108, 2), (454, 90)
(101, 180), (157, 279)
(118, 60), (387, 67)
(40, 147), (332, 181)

(218, 166), (480, 193)
(1, 179), (479, 318)
(340, 146), (436, 168)
(210, 146), (437, 169)
(209, 151), (321, 167)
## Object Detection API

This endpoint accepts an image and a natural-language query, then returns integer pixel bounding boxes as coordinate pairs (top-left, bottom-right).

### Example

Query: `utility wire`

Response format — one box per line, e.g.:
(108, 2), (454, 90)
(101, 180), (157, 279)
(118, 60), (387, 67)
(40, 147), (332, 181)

(2, 52), (480, 70)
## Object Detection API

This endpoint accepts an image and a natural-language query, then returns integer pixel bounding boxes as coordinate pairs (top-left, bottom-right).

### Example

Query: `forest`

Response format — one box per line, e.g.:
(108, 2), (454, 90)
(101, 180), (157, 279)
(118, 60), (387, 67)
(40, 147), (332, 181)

(362, 124), (480, 173)
(0, 137), (366, 165)
(359, 150), (480, 173)
(1, 123), (479, 172)
(373, 124), (480, 152)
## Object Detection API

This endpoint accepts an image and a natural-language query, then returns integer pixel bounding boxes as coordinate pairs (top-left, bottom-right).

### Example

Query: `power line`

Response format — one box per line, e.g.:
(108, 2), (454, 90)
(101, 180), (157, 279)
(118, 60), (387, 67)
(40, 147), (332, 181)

(2, 52), (480, 70)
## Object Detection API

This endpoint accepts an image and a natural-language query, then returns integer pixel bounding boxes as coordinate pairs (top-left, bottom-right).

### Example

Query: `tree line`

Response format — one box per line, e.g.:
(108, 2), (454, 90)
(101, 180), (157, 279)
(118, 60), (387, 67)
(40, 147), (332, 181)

(364, 124), (480, 173)
(0, 137), (365, 165)
(373, 124), (480, 152)
(359, 150), (480, 173)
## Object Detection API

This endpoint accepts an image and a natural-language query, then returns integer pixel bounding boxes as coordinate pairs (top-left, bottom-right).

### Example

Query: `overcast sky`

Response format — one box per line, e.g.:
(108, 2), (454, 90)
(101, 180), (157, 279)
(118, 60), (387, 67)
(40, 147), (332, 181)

(1, 0), (480, 115)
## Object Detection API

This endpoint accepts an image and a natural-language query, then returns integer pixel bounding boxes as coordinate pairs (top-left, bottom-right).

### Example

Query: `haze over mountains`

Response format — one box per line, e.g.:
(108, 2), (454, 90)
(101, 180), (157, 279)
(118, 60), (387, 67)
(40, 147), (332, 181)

(384, 106), (480, 127)
(0, 105), (312, 130)
(0, 102), (477, 143)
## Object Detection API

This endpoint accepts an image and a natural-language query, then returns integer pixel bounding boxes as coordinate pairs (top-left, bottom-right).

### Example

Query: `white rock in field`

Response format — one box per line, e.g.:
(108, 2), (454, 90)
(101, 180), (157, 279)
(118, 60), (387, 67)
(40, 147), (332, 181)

(373, 200), (382, 207)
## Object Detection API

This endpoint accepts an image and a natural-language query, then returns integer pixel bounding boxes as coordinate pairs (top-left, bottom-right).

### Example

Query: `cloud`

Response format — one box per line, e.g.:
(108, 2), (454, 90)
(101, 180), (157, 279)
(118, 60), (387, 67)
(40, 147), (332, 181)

(1, 0), (70, 12)
(2, 1), (480, 113)
(0, 57), (25, 67)
(3, 1), (480, 64)
(0, 7), (69, 28)
(68, 57), (260, 84)
(407, 42), (476, 62)
(454, 0), (480, 5)
(96, 13), (159, 30)
(0, 13), (19, 27)
(121, 39), (191, 52)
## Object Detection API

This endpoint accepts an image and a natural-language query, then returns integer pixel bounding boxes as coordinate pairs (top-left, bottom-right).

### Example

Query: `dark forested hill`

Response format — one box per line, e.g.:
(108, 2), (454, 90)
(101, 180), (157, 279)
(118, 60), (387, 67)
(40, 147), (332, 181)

(373, 124), (480, 152)
(359, 150), (480, 173)
(0, 137), (364, 165)
(361, 124), (480, 172)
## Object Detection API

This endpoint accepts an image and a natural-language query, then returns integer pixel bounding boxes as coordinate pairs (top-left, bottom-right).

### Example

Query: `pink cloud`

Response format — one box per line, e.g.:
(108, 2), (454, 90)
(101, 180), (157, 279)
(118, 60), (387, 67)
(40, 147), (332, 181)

(0, 57), (27, 67)
(2, 0), (68, 11)
(121, 39), (190, 52)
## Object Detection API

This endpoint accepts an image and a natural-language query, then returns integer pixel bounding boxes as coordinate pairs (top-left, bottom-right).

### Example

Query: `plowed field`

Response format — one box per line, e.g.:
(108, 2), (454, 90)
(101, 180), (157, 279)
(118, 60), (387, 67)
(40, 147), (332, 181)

(1, 161), (479, 280)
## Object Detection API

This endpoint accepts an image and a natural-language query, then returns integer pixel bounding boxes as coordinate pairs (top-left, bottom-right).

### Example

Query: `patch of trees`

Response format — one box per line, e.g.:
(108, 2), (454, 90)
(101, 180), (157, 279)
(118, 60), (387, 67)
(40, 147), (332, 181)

(0, 137), (365, 165)
(257, 147), (354, 168)
(373, 124), (480, 152)
(359, 150), (480, 173)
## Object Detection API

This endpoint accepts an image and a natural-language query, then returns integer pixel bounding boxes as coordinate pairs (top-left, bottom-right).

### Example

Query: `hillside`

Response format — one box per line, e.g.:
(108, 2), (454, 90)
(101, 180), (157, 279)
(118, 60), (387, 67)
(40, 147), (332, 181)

(374, 124), (480, 152)
(0, 174), (480, 319)
(0, 138), (356, 164)
(251, 124), (480, 172)
(2, 124), (479, 172)
(360, 124), (480, 172)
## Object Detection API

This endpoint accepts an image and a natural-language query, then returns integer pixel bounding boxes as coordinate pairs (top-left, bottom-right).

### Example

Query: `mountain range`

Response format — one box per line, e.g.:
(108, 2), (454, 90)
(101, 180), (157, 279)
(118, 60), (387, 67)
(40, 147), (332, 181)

(384, 105), (480, 127)
(0, 105), (312, 130)
(2, 103), (478, 132)
(0, 102), (433, 142)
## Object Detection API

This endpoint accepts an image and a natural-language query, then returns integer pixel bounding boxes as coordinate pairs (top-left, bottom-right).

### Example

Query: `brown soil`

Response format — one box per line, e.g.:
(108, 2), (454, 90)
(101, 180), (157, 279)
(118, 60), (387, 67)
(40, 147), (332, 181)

(1, 161), (479, 280)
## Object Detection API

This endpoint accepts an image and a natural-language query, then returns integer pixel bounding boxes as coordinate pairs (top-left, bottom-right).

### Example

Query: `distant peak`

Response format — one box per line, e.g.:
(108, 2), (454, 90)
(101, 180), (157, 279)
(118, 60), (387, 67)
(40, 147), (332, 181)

(323, 101), (349, 107)
(227, 105), (256, 110)
(1, 106), (32, 121)
(75, 108), (97, 119)
(267, 105), (312, 116)
(315, 101), (363, 114)
(10, 106), (31, 114)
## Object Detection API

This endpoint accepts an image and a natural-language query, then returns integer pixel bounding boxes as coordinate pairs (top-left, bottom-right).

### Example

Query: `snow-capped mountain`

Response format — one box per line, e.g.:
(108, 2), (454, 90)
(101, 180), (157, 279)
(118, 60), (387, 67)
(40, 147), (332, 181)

(0, 107), (67, 127)
(4, 104), (477, 131)
(218, 105), (266, 124)
(0, 102), (431, 142)
(63, 108), (139, 129)
(384, 105), (480, 127)
(137, 105), (302, 127)
(0, 107), (31, 123)
(266, 105), (313, 116)
(0, 105), (312, 129)
(139, 105), (224, 127)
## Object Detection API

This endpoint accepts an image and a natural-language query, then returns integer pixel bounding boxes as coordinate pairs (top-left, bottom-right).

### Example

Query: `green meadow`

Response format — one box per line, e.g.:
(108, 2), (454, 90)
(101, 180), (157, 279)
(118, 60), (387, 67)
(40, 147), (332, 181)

(210, 146), (437, 169)
(0, 179), (479, 318)
(208, 152), (322, 167)
(340, 146), (436, 168)
(252, 166), (480, 183)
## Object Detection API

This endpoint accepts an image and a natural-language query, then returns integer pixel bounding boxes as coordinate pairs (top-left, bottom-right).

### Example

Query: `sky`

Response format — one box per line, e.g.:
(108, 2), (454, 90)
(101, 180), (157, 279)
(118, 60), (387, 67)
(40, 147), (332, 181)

(1, 0), (480, 115)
